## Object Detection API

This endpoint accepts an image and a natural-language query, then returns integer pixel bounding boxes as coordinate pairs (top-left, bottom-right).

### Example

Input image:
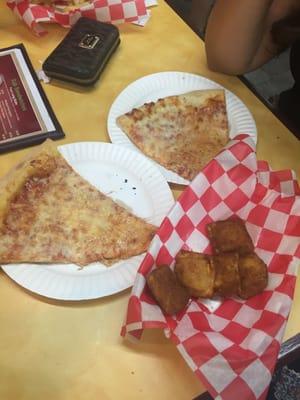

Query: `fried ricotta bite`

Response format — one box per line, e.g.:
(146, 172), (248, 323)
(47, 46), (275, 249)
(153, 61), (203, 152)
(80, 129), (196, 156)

(211, 252), (241, 297)
(147, 265), (190, 315)
(207, 219), (254, 255)
(175, 250), (215, 298)
(238, 253), (268, 299)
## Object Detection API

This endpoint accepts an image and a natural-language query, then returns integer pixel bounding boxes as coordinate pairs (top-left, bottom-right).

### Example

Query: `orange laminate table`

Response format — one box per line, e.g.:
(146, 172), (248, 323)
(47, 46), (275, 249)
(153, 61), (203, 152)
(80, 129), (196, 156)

(0, 2), (299, 400)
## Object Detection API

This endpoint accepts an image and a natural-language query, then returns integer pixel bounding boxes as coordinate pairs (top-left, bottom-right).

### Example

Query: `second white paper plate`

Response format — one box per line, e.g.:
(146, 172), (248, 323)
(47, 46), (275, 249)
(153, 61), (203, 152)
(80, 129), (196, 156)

(107, 71), (257, 185)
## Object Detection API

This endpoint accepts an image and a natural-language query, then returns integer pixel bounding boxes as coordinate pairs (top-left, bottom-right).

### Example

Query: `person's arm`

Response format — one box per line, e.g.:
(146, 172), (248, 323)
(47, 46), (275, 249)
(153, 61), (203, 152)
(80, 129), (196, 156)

(205, 0), (293, 75)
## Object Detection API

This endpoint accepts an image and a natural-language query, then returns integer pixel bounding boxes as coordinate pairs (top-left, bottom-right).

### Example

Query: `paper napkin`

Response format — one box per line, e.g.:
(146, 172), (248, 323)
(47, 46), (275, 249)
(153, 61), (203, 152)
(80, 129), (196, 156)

(121, 134), (300, 400)
(7, 0), (148, 35)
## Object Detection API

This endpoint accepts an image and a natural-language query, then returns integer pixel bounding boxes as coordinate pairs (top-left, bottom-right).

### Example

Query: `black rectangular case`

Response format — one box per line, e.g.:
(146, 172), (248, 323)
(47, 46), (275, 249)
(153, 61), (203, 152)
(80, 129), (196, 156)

(42, 17), (120, 86)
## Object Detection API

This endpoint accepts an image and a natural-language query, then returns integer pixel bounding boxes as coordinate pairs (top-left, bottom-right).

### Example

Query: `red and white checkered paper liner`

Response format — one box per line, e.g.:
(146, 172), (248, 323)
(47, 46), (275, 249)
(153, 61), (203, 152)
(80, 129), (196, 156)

(7, 0), (147, 35)
(121, 134), (300, 400)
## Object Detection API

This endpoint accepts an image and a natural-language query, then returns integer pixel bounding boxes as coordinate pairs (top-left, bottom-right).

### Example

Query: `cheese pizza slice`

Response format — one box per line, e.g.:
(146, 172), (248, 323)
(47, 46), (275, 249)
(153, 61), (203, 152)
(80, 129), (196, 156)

(0, 140), (156, 266)
(116, 89), (229, 181)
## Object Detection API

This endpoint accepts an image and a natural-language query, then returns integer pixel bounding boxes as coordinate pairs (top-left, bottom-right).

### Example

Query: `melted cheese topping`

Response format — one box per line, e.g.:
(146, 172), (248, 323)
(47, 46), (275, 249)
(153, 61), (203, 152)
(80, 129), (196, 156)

(0, 153), (155, 266)
(117, 90), (229, 180)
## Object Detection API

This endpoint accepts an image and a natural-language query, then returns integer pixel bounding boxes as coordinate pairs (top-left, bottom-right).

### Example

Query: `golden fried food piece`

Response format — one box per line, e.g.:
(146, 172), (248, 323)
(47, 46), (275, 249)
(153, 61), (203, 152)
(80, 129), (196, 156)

(175, 250), (215, 298)
(147, 265), (190, 315)
(238, 253), (268, 299)
(207, 219), (254, 255)
(211, 252), (241, 297)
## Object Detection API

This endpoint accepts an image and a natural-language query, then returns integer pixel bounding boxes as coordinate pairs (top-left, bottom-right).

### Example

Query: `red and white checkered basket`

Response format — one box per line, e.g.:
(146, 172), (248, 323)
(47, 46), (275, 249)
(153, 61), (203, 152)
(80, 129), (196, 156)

(121, 134), (300, 400)
(7, 0), (147, 35)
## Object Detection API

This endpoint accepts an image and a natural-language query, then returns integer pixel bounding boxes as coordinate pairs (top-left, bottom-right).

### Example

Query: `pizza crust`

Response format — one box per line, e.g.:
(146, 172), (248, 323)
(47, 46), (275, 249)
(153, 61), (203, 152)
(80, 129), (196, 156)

(0, 140), (59, 231)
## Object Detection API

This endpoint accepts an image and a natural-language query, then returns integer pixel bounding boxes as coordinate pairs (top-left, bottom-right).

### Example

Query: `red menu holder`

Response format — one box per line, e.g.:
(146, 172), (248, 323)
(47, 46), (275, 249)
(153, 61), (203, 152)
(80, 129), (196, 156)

(0, 44), (64, 153)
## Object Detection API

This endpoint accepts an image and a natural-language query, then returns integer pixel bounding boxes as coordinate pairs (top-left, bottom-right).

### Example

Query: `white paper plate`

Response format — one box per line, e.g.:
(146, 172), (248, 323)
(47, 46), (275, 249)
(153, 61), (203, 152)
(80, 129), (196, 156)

(1, 142), (174, 301)
(107, 71), (257, 185)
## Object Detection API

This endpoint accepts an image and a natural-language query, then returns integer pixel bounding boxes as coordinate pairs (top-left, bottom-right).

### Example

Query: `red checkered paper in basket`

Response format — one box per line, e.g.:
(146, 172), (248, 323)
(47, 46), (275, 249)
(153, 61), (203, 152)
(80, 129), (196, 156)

(7, 0), (147, 35)
(121, 134), (300, 400)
